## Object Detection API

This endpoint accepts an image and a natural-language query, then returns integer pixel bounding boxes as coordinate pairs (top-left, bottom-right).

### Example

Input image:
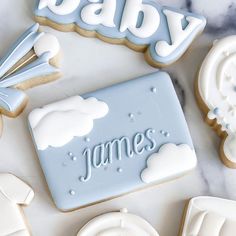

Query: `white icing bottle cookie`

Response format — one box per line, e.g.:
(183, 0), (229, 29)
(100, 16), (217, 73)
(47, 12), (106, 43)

(0, 173), (34, 236)
(77, 208), (159, 236)
(180, 196), (236, 236)
(197, 36), (236, 168)
(0, 23), (61, 137)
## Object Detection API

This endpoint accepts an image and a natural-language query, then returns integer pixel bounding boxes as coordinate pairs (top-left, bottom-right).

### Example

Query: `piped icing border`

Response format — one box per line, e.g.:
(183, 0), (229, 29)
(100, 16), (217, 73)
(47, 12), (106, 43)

(34, 0), (206, 67)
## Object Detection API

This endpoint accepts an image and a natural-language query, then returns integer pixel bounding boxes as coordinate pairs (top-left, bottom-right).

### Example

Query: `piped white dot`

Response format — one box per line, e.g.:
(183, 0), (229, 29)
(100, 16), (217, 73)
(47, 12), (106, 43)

(84, 137), (90, 142)
(68, 152), (73, 157)
(223, 51), (230, 57)
(129, 113), (134, 119)
(164, 132), (170, 137)
(71, 156), (77, 161)
(151, 87), (157, 93)
(117, 168), (123, 173)
(69, 190), (76, 196)
(120, 208), (128, 213)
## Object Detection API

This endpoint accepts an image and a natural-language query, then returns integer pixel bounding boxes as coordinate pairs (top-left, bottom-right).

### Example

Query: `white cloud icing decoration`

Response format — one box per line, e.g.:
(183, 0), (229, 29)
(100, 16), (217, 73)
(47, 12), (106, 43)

(141, 143), (197, 184)
(29, 96), (109, 150)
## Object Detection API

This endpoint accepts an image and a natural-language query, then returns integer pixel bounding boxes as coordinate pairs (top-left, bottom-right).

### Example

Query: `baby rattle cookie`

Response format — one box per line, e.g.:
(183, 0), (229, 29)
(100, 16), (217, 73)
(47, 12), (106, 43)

(77, 208), (159, 236)
(28, 72), (197, 211)
(0, 23), (61, 136)
(197, 36), (236, 168)
(180, 196), (236, 236)
(34, 0), (206, 67)
(0, 173), (34, 236)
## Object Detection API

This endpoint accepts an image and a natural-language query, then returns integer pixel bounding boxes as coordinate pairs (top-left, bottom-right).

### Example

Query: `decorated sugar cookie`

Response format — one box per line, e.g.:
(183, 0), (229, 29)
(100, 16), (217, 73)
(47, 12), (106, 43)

(34, 0), (206, 67)
(28, 72), (197, 211)
(197, 36), (236, 168)
(0, 173), (34, 236)
(0, 23), (61, 136)
(180, 196), (236, 236)
(77, 208), (159, 236)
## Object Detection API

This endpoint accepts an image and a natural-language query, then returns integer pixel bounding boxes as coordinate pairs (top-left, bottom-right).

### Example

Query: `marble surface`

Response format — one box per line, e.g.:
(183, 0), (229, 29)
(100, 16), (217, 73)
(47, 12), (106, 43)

(0, 0), (236, 235)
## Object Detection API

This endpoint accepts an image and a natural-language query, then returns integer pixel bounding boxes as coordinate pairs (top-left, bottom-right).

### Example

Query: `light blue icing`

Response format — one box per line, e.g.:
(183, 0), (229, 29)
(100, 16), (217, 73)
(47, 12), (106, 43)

(0, 88), (26, 112)
(34, 0), (206, 66)
(0, 24), (59, 113)
(29, 72), (195, 211)
(0, 53), (59, 88)
(0, 24), (42, 78)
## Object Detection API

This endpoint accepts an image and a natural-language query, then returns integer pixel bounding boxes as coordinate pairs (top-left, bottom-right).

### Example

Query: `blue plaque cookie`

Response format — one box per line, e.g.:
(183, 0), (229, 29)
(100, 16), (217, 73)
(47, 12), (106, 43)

(29, 72), (197, 211)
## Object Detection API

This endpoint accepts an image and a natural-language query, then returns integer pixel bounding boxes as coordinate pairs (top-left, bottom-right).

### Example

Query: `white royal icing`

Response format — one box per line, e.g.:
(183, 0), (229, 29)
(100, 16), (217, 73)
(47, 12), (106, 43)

(198, 36), (236, 164)
(181, 196), (236, 236)
(141, 143), (197, 184)
(155, 10), (204, 57)
(28, 96), (109, 150)
(119, 0), (160, 38)
(36, 0), (206, 66)
(77, 208), (159, 236)
(34, 33), (60, 59)
(0, 173), (34, 236)
(81, 0), (116, 27)
(38, 0), (81, 15)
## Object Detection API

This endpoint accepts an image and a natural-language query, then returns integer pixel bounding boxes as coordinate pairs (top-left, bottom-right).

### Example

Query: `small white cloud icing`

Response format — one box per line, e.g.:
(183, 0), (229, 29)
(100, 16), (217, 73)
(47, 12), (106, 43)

(141, 143), (197, 184)
(29, 96), (109, 150)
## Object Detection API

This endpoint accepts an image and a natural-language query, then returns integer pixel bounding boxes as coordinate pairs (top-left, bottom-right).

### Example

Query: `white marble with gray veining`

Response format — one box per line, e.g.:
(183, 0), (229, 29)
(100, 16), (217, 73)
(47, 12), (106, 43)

(0, 0), (236, 235)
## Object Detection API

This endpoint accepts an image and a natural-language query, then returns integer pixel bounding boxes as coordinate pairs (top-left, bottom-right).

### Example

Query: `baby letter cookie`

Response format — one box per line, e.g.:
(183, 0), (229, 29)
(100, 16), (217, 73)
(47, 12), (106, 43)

(77, 208), (159, 236)
(180, 196), (236, 236)
(28, 72), (197, 211)
(0, 173), (34, 236)
(0, 23), (61, 136)
(197, 36), (236, 168)
(34, 0), (206, 67)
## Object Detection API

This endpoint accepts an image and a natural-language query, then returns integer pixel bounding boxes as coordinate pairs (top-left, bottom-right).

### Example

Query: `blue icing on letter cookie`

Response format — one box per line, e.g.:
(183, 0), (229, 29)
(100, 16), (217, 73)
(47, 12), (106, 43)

(34, 0), (206, 67)
(28, 72), (197, 211)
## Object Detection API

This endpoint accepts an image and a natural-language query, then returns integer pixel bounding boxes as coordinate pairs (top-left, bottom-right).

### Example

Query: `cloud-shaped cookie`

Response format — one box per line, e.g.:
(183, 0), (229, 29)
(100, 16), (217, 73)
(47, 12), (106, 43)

(141, 143), (197, 184)
(29, 96), (109, 150)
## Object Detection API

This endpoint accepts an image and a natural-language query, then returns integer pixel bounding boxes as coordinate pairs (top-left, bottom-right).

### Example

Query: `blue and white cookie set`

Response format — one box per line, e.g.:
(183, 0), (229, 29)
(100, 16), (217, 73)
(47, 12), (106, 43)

(2, 0), (236, 235)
